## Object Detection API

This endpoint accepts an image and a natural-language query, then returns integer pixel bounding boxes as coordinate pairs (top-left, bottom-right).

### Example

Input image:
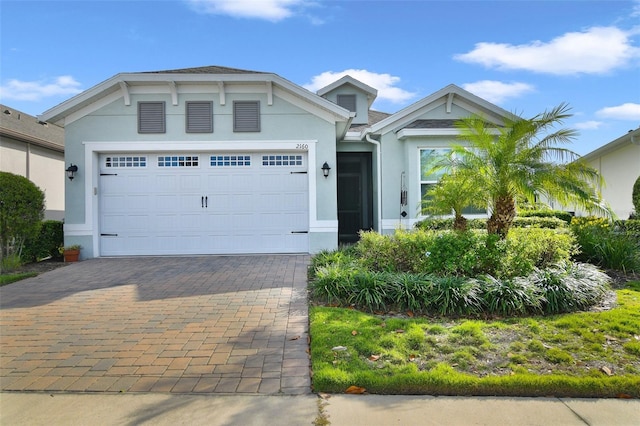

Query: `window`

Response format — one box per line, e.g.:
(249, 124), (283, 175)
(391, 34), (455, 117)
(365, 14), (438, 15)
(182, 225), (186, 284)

(210, 155), (251, 167)
(233, 101), (260, 132)
(420, 148), (450, 210)
(158, 155), (199, 167)
(105, 156), (147, 168)
(186, 101), (213, 133)
(419, 148), (487, 215)
(262, 154), (303, 166)
(337, 94), (356, 112)
(138, 102), (165, 133)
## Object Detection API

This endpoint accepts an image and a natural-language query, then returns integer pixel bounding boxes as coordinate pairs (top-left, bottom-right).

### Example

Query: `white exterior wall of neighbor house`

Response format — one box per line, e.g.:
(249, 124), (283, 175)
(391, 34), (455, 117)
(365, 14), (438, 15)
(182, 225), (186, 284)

(583, 138), (640, 219)
(0, 116), (65, 221)
(59, 81), (345, 258)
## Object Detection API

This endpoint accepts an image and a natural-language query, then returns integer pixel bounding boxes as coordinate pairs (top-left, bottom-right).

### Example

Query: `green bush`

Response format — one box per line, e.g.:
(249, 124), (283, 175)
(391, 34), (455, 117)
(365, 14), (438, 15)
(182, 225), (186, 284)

(518, 209), (574, 224)
(497, 228), (576, 278)
(22, 220), (64, 262)
(0, 172), (45, 272)
(308, 261), (610, 316)
(357, 229), (574, 279)
(571, 217), (640, 273)
(632, 175), (640, 218)
(415, 216), (566, 231)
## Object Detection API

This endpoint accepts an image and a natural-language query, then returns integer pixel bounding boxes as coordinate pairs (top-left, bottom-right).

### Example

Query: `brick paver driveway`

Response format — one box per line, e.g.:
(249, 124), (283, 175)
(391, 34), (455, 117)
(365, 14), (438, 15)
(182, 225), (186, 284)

(0, 255), (311, 394)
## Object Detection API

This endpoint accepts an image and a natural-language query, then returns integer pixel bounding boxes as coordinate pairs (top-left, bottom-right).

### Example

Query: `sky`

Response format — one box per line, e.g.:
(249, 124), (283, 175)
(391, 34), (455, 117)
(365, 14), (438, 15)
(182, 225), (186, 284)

(1, 0), (639, 155)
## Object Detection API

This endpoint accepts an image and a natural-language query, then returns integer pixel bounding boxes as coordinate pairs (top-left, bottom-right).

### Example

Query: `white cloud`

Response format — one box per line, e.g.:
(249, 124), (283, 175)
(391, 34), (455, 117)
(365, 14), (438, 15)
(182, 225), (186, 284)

(0, 76), (82, 102)
(455, 26), (639, 75)
(461, 80), (534, 104)
(596, 103), (640, 120)
(303, 69), (416, 104)
(186, 0), (307, 22)
(574, 121), (604, 130)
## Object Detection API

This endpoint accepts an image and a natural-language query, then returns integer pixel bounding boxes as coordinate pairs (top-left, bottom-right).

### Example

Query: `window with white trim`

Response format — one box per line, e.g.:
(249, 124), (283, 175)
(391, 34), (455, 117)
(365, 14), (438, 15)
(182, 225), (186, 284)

(210, 155), (251, 167)
(420, 148), (450, 210)
(158, 155), (199, 167)
(138, 102), (165, 134)
(262, 154), (303, 166)
(105, 156), (147, 168)
(186, 101), (213, 133)
(233, 101), (260, 132)
(419, 148), (487, 215)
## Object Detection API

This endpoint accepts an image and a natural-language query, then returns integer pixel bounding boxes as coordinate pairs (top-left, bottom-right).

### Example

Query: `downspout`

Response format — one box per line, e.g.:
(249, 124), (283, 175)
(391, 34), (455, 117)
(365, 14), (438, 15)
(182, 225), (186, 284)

(365, 133), (383, 234)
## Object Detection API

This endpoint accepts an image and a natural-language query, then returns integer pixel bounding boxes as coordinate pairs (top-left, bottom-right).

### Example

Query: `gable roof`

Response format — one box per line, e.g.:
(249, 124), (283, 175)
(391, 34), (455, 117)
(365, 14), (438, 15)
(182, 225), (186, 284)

(0, 104), (64, 151)
(581, 127), (640, 161)
(39, 65), (353, 127)
(316, 75), (378, 108)
(140, 65), (267, 75)
(366, 84), (516, 136)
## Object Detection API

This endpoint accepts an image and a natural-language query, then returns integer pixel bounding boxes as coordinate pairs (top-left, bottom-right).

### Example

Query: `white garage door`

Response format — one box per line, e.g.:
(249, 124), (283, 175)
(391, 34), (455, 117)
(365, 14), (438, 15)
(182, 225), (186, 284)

(99, 153), (309, 255)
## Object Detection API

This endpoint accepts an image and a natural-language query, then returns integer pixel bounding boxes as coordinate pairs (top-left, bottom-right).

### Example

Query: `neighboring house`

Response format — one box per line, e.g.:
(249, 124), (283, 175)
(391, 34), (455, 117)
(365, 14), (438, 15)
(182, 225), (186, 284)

(39, 66), (513, 259)
(576, 128), (640, 219)
(0, 104), (65, 220)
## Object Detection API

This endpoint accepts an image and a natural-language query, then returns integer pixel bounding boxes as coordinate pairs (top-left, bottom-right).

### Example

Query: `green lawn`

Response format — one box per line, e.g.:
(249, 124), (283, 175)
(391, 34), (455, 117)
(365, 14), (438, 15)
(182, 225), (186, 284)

(309, 282), (640, 397)
(0, 272), (38, 287)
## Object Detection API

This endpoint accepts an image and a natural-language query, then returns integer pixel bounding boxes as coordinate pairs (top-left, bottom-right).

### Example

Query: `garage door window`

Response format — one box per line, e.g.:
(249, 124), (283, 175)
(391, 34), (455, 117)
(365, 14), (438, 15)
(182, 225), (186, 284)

(158, 155), (199, 167)
(105, 156), (147, 168)
(210, 155), (251, 167)
(262, 154), (303, 166)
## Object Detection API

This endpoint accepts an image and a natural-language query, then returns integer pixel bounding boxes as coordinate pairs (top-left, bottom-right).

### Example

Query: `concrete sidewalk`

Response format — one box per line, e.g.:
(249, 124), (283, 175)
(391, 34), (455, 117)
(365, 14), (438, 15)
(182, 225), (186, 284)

(1, 392), (638, 425)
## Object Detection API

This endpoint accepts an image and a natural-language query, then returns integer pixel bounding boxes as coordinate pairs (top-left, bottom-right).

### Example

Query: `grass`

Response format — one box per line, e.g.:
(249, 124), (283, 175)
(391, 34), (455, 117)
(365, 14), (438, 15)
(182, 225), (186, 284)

(309, 282), (640, 397)
(0, 272), (38, 286)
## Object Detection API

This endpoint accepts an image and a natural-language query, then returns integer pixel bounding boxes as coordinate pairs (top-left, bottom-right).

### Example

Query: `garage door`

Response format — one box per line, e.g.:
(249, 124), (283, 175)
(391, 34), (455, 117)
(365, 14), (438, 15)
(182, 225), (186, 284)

(99, 152), (309, 255)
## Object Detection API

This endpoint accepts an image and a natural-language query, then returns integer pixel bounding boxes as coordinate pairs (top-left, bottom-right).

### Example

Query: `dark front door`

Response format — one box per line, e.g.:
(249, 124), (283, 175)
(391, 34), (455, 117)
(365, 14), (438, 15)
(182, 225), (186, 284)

(337, 152), (373, 244)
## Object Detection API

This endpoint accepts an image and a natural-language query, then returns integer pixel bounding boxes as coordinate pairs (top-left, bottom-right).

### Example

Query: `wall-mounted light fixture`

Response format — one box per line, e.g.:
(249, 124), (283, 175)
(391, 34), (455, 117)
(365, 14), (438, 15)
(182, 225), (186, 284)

(66, 164), (78, 181)
(321, 162), (331, 178)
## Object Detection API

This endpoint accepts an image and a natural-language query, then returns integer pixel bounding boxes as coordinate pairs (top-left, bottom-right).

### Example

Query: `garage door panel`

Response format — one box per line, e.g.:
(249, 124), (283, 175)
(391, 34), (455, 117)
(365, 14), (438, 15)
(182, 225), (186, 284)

(100, 152), (309, 256)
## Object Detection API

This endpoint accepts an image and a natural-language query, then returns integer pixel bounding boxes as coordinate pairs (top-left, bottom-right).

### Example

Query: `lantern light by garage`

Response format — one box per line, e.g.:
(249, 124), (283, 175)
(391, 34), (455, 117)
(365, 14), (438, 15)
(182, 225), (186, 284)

(66, 164), (78, 181)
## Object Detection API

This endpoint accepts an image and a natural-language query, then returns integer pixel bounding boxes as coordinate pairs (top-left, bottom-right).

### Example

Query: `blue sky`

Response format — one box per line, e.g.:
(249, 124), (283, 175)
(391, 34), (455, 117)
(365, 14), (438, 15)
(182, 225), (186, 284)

(1, 0), (639, 155)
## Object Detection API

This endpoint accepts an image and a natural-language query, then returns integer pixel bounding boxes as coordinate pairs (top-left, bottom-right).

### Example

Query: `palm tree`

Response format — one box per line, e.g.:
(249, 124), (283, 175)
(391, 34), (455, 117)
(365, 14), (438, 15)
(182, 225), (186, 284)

(421, 171), (482, 231)
(447, 103), (609, 237)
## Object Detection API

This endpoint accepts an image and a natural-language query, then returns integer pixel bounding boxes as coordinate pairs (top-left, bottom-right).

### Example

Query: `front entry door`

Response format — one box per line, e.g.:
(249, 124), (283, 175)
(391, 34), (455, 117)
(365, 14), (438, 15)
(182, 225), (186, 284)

(337, 152), (373, 244)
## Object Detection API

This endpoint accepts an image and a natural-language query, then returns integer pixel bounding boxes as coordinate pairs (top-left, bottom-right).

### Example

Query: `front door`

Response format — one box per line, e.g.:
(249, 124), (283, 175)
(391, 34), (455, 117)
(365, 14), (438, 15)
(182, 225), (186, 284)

(337, 152), (373, 244)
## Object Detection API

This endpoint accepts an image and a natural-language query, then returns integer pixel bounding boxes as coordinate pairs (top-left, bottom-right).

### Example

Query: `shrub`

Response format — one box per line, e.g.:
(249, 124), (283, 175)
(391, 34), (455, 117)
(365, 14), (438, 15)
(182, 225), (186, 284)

(532, 263), (610, 314)
(0, 172), (45, 272)
(632, 175), (640, 218)
(22, 220), (64, 262)
(426, 276), (483, 316)
(480, 275), (543, 316)
(571, 217), (640, 272)
(518, 209), (574, 224)
(415, 216), (566, 231)
(498, 228), (576, 278)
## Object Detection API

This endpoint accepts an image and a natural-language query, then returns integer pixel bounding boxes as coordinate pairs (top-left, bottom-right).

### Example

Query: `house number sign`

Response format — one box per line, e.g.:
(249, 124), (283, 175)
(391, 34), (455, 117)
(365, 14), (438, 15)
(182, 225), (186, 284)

(295, 143), (309, 150)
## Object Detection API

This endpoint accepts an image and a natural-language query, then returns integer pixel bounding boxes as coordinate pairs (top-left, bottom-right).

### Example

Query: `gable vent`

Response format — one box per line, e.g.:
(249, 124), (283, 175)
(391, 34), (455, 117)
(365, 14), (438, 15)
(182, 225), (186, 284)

(138, 102), (165, 134)
(337, 94), (356, 112)
(186, 101), (213, 133)
(233, 101), (260, 132)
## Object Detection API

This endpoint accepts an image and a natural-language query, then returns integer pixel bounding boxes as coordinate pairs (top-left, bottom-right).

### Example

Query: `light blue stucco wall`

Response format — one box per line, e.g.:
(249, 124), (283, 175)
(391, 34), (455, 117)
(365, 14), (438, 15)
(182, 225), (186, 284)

(63, 86), (342, 257)
(320, 85), (370, 125)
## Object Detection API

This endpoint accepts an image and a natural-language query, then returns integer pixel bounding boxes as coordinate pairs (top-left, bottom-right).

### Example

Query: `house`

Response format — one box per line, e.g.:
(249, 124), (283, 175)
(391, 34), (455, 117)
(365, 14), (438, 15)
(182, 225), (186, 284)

(39, 66), (513, 259)
(0, 104), (65, 220)
(576, 128), (640, 219)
